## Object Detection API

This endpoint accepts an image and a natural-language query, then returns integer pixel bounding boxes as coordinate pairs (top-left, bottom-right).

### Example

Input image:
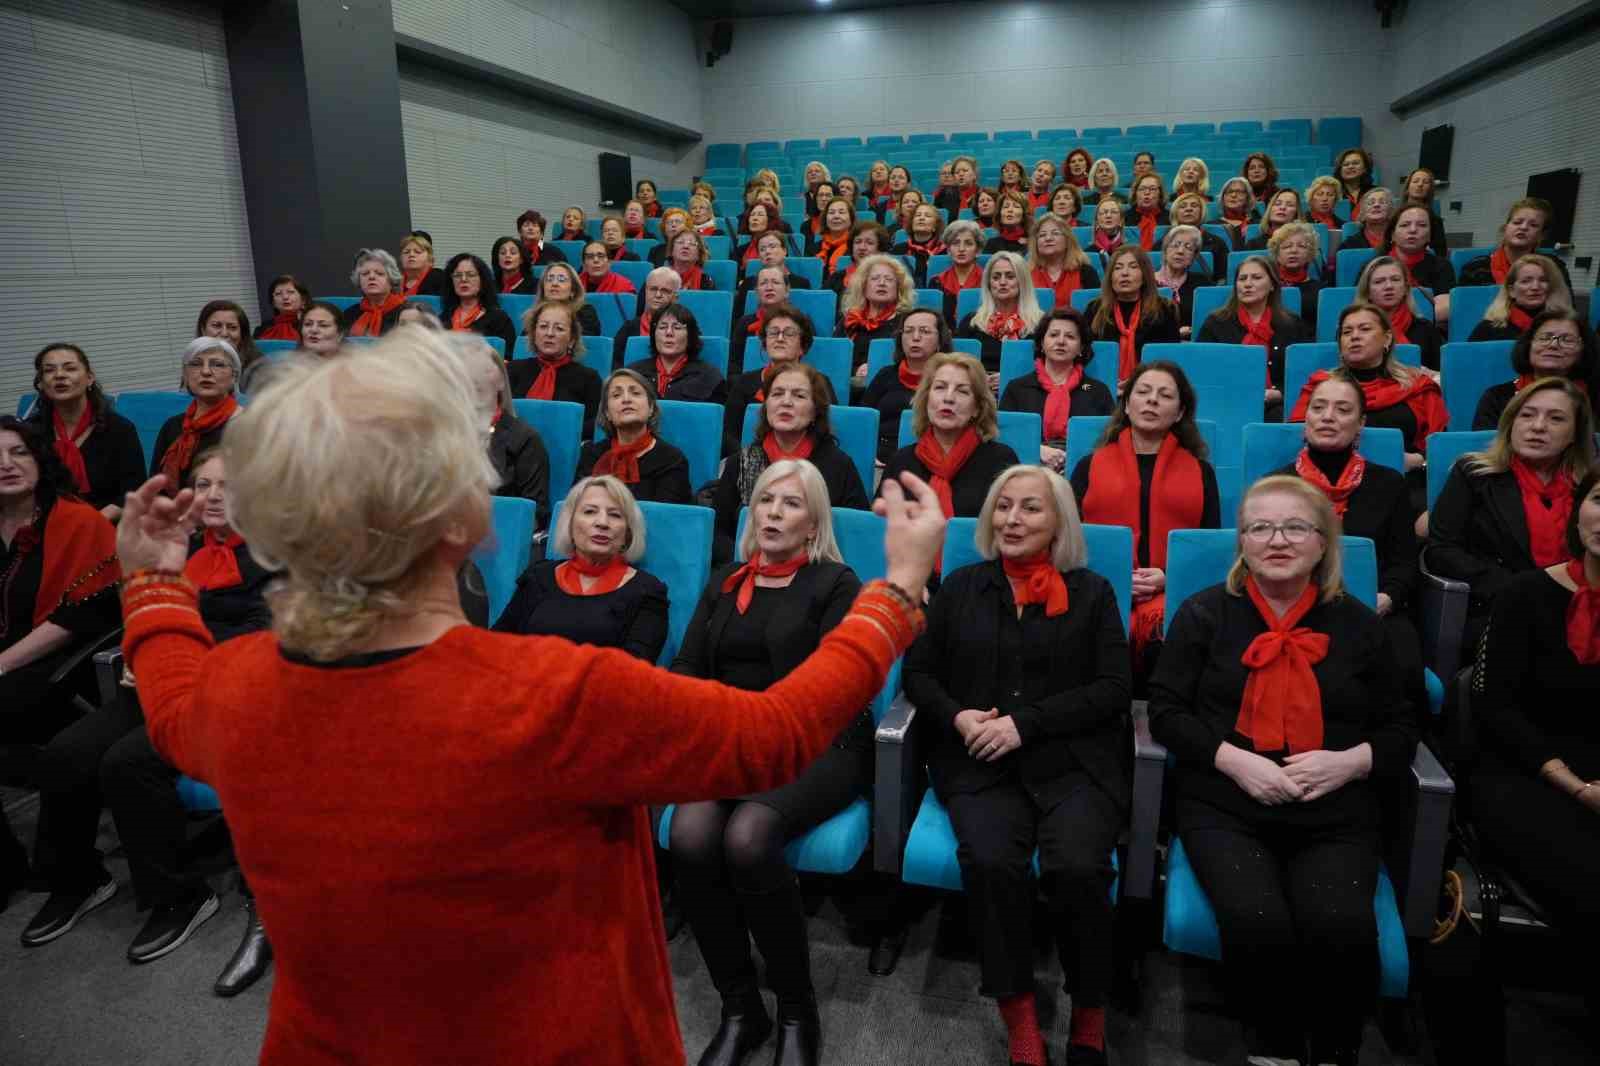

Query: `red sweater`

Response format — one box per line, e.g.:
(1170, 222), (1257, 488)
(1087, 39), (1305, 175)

(124, 591), (913, 1065)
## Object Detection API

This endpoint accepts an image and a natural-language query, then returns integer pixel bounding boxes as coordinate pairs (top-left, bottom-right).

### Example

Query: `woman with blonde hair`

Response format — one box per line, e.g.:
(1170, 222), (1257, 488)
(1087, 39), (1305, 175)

(840, 253), (915, 373)
(687, 194), (720, 238)
(1168, 191), (1231, 270)
(878, 352), (1020, 518)
(1150, 474), (1416, 1066)
(1088, 197), (1128, 256)
(110, 329), (945, 1065)
(1171, 156), (1211, 201)
(955, 251), (1043, 377)
(1305, 175), (1343, 234)
(508, 299), (604, 438)
(1469, 253), (1573, 342)
(537, 260), (602, 336)
(1266, 221), (1327, 326)
(1028, 212), (1100, 308)
(397, 231), (446, 297)
(1085, 246), (1181, 382)
(1458, 197), (1571, 289)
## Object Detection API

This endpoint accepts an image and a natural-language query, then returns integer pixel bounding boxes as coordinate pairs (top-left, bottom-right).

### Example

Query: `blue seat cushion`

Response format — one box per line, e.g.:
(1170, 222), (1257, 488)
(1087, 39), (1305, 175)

(902, 788), (1116, 897)
(1164, 837), (1409, 998)
(177, 776), (221, 811)
(656, 797), (871, 877)
(1424, 668), (1444, 718)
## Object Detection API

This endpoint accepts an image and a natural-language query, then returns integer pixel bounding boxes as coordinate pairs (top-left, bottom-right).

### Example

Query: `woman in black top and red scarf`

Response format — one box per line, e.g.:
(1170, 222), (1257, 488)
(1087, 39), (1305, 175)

(26, 344), (144, 518)
(1467, 254), (1573, 343)
(575, 370), (691, 504)
(341, 250), (407, 338)
(861, 309), (948, 465)
(890, 203), (945, 285)
(398, 232), (448, 298)
(1335, 148), (1376, 218)
(441, 253), (518, 356)
(1150, 475), (1418, 1066)
(1197, 255), (1314, 422)
(255, 275), (310, 341)
(1084, 246), (1181, 385)
(1123, 175), (1167, 252)
(624, 303), (727, 406)
(1385, 204), (1455, 312)
(1000, 308), (1114, 473)
(878, 353), (1020, 519)
(983, 189), (1032, 255)
(152, 339), (243, 490)
(1243, 152), (1280, 208)
(931, 220), (985, 327)
(506, 300), (604, 441)
(839, 255), (913, 377)
(1473, 310), (1597, 430)
(516, 211), (567, 267)
(491, 237), (538, 295)
(810, 198), (854, 271)
(723, 304), (822, 458)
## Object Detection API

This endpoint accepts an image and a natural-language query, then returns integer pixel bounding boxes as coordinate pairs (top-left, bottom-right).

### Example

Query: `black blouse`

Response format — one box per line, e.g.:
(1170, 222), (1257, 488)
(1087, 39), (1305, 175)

(904, 561), (1132, 811)
(192, 537), (274, 644)
(487, 413), (551, 530)
(1428, 460), (1567, 616)
(1472, 381), (1520, 431)
(841, 314), (901, 371)
(878, 438), (1020, 518)
(998, 371), (1115, 446)
(29, 410), (146, 513)
(493, 558), (669, 663)
(574, 438), (693, 503)
(720, 365), (840, 459)
(1273, 448), (1418, 610)
(506, 359), (604, 441)
(859, 363), (917, 462)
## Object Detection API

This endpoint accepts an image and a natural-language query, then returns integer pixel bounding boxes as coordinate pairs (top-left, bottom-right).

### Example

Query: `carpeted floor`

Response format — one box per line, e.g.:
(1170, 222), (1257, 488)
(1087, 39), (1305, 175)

(0, 793), (1591, 1065)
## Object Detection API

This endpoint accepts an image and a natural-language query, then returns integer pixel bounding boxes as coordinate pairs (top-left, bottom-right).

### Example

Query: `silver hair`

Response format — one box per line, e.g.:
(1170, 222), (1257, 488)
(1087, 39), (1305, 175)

(551, 476), (648, 563)
(350, 248), (403, 288)
(735, 459), (844, 565)
(179, 336), (240, 390)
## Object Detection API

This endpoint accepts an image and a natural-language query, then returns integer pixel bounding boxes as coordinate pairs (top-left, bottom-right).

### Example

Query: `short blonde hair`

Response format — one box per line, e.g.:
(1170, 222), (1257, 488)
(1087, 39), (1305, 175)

(1225, 475), (1345, 603)
(1305, 175), (1342, 207)
(226, 326), (497, 660)
(974, 465), (1086, 572)
(398, 234), (433, 262)
(1027, 212), (1091, 273)
(910, 352), (998, 440)
(1267, 220), (1320, 260)
(735, 459), (844, 565)
(841, 253), (915, 317)
(1356, 187), (1392, 222)
(522, 300), (587, 359)
(1173, 157), (1211, 196)
(1168, 191), (1208, 226)
(1483, 253), (1573, 326)
(552, 476), (647, 562)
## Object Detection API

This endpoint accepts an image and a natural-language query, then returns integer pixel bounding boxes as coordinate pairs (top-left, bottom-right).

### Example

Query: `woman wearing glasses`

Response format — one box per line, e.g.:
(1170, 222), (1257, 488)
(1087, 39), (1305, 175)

(152, 338), (245, 488)
(860, 308), (949, 464)
(1473, 310), (1598, 430)
(441, 253), (517, 355)
(1150, 475), (1418, 1066)
(722, 304), (826, 457)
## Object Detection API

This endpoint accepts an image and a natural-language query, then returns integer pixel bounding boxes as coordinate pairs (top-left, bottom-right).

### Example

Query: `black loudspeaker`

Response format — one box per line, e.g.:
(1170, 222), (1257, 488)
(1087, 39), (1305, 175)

(598, 153), (632, 208)
(711, 21), (733, 54)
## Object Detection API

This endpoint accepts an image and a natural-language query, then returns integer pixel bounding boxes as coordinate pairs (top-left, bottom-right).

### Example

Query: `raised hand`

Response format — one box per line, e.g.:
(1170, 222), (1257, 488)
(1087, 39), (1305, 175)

(117, 475), (197, 574)
(874, 471), (946, 603)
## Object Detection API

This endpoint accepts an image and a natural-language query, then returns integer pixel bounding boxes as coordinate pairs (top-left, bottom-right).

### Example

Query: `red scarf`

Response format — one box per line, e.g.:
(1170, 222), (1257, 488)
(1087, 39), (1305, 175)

(1003, 552), (1069, 617)
(1136, 208), (1160, 250)
(637, 313), (652, 336)
(1513, 374), (1588, 397)
(258, 312), (299, 341)
(741, 240), (763, 262)
(695, 221), (718, 237)
(761, 432), (815, 463)
(451, 303), (485, 331)
(958, 186), (976, 211)
(500, 271), (526, 294)
(1032, 265), (1084, 307)
(987, 308), (1025, 341)
(160, 396), (238, 485)
(1289, 369), (1447, 447)
(843, 303), (897, 336)
(996, 223), (1027, 244)
(183, 529), (245, 592)
(1035, 360), (1083, 441)
(655, 355), (687, 396)
(675, 265), (704, 290)
(1112, 301), (1141, 381)
(524, 241), (544, 265)
(593, 429), (653, 483)
(1069, 173), (1089, 189)
(1387, 300), (1415, 345)
(745, 307), (768, 336)
(1092, 228), (1123, 253)
(1239, 306), (1274, 348)
(623, 223), (645, 239)
(523, 354), (571, 400)
(1295, 448), (1366, 517)
(1565, 559), (1600, 664)
(1489, 246), (1515, 286)
(721, 552), (808, 614)
(915, 427), (980, 517)
(816, 232), (850, 274)
(643, 202), (661, 218)
(1309, 210), (1339, 231)
(401, 272), (429, 297)
(897, 361), (922, 391)
(1510, 457), (1575, 568)
(1508, 304), (1537, 333)
(936, 265), (982, 297)
(1221, 208), (1249, 228)
(350, 292), (405, 337)
(1028, 189), (1051, 212)
(24, 498), (120, 629)
(584, 271), (634, 295)
(1390, 246), (1426, 286)
(609, 244), (628, 261)
(1235, 578), (1329, 755)
(903, 237), (945, 259)
(555, 554), (630, 596)
(51, 405), (93, 494)
(1278, 264), (1309, 285)
(1362, 227), (1385, 250)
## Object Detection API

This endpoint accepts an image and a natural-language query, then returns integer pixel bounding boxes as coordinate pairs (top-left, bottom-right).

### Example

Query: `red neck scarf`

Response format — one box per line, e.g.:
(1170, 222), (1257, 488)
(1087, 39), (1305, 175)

(524, 241), (543, 265)
(500, 271), (525, 294)
(1035, 359), (1084, 441)
(608, 244), (627, 260)
(451, 303), (485, 331)
(183, 529), (245, 592)
(624, 224), (645, 239)
(721, 551), (808, 613)
(761, 431), (815, 463)
(637, 313), (652, 336)
(556, 554), (630, 596)
(746, 307), (768, 336)
(1289, 369), (1447, 447)
(987, 307), (1025, 341)
(1080, 431), (1203, 572)
(1309, 210), (1339, 231)
(1490, 246), (1515, 286)
(1514, 374), (1588, 397)
(558, 229), (585, 242)
(160, 396), (238, 485)
(1032, 265), (1083, 306)
(655, 355), (687, 396)
(1295, 447), (1366, 517)
(1278, 264), (1309, 285)
(1092, 228), (1123, 253)
(937, 264), (981, 297)
(1510, 457), (1575, 567)
(1508, 304), (1537, 333)
(22, 499), (120, 629)
(897, 361), (922, 391)
(51, 405), (93, 494)
(1387, 300), (1415, 345)
(817, 232), (850, 273)
(915, 427), (980, 517)
(1390, 246), (1426, 285)
(997, 223), (1027, 244)
(843, 303), (897, 336)
(1136, 208), (1160, 250)
(524, 353), (571, 400)
(1028, 189), (1052, 211)
(351, 292), (405, 337)
(904, 236), (945, 258)
(958, 186), (976, 211)
(1069, 173), (1089, 189)
(593, 429), (653, 483)
(643, 202), (661, 218)
(1362, 227), (1385, 250)
(1112, 300), (1141, 381)
(1238, 306), (1274, 349)
(741, 240), (763, 262)
(1565, 559), (1600, 664)
(586, 271), (633, 294)
(1235, 577), (1329, 755)
(1003, 553), (1069, 617)
(258, 311), (299, 341)
(1222, 208), (1249, 227)
(695, 222), (718, 236)
(401, 271), (428, 297)
(675, 265), (704, 290)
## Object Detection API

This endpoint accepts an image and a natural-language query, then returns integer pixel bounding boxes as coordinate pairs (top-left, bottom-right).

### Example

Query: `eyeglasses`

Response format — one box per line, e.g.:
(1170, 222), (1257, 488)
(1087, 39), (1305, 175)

(1533, 332), (1579, 350)
(765, 328), (801, 340)
(450, 272), (479, 281)
(1242, 520), (1323, 544)
(184, 359), (234, 373)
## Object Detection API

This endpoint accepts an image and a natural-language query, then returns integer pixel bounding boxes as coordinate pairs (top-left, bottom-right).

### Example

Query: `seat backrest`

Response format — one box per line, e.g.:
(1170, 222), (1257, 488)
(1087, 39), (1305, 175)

(1336, 248), (1379, 287)
(738, 336), (852, 406)
(703, 260), (736, 294)
(914, 288), (943, 312)
(471, 496), (536, 626)
(1163, 529), (1378, 635)
(256, 340), (297, 359)
(1282, 341), (1422, 405)
(1448, 245), (1497, 275)
(315, 295), (360, 310)
(1425, 431), (1496, 510)
(941, 517), (1133, 628)
(866, 337), (898, 380)
(788, 289), (838, 337)
(676, 290), (733, 335)
(114, 391), (195, 469)
(1447, 285), (1500, 342)
(1241, 422), (1406, 483)
(623, 335), (729, 378)
(636, 501), (714, 666)
(740, 404), (876, 491)
(1441, 341), (1516, 430)
(510, 398), (584, 504)
(500, 294), (536, 333)
(1145, 342), (1261, 469)
(586, 292), (629, 337)
(653, 400), (722, 491)
(1190, 285), (1231, 331)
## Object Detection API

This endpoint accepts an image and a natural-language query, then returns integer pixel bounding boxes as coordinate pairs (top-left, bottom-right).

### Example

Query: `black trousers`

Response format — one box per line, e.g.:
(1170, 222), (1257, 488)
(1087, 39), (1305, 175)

(943, 773), (1121, 1002)
(1180, 786), (1379, 1063)
(1, 656), (94, 875)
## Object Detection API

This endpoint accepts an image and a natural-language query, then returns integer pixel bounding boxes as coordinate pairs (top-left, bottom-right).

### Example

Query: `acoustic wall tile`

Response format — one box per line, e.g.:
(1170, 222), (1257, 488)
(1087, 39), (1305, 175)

(0, 167), (75, 276)
(131, 75), (241, 183)
(30, 0), (209, 86)
(0, 54), (142, 171)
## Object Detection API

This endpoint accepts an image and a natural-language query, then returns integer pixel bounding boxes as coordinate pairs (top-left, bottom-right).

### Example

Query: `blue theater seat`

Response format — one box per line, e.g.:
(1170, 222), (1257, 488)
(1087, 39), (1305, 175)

(472, 496), (537, 626)
(740, 404), (876, 492)
(1447, 286), (1500, 342)
(738, 335), (852, 405)
(997, 339), (1120, 400)
(1441, 341), (1517, 430)
(511, 398), (583, 503)
(114, 391), (195, 469)
(676, 291), (734, 336)
(1241, 422), (1405, 483)
(594, 399), (721, 492)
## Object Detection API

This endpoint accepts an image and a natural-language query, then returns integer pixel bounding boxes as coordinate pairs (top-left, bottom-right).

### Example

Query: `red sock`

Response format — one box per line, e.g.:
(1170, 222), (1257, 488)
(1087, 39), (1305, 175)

(1069, 1004), (1106, 1050)
(998, 992), (1045, 1065)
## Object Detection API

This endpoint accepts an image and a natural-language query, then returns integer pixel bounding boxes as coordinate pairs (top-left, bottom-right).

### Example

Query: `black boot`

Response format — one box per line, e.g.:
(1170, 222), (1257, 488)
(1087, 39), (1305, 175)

(771, 1002), (821, 1066)
(214, 895), (272, 996)
(697, 995), (773, 1066)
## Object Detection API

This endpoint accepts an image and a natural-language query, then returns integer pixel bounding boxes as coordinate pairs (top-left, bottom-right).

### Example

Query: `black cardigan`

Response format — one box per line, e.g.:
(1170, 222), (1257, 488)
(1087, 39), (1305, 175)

(624, 356), (727, 405)
(1472, 381), (1520, 431)
(954, 313), (1035, 372)
(1084, 298), (1182, 364)
(904, 561), (1132, 810)
(1467, 318), (1528, 344)
(29, 409), (146, 513)
(487, 412), (551, 531)
(1273, 452), (1418, 610)
(451, 307), (518, 358)
(859, 363), (916, 462)
(671, 560), (872, 751)
(1408, 252), (1456, 296)
(877, 438), (1020, 517)
(1427, 459), (1572, 617)
(404, 268), (448, 297)
(493, 559), (669, 663)
(997, 372), (1115, 446)
(711, 436), (869, 540)
(574, 438), (694, 503)
(1459, 254), (1573, 291)
(1149, 584), (1418, 798)
(1195, 308), (1314, 392)
(505, 358), (604, 441)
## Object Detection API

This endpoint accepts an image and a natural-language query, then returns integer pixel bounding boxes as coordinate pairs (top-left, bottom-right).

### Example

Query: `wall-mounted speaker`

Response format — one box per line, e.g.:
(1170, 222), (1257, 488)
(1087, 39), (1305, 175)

(598, 152), (632, 208)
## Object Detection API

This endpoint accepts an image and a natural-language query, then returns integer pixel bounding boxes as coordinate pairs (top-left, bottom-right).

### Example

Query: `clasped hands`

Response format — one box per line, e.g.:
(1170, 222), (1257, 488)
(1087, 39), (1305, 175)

(955, 707), (1022, 762)
(1215, 741), (1371, 805)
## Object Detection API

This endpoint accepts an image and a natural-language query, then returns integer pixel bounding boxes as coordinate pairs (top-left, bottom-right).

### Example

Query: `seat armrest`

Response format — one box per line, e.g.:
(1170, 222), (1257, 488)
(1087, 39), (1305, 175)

(873, 694), (920, 876)
(1417, 546), (1470, 683)
(94, 649), (125, 708)
(45, 627), (122, 688)
(1398, 740), (1456, 938)
(1126, 701), (1168, 900)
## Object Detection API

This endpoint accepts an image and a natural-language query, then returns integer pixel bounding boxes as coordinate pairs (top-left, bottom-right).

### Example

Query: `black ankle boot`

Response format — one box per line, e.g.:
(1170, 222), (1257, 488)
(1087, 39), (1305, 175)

(771, 1002), (820, 1066)
(697, 996), (772, 1066)
(214, 896), (272, 996)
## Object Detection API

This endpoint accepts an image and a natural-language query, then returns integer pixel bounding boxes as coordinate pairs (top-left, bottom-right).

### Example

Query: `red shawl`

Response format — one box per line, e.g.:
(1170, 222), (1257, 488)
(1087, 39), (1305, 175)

(1565, 559), (1600, 665)
(27, 498), (121, 628)
(523, 355), (571, 401)
(1507, 304), (1537, 334)
(761, 432), (815, 464)
(1289, 369), (1446, 449)
(675, 265), (705, 290)
(935, 265), (982, 298)
(1510, 458), (1575, 568)
(1032, 265), (1085, 307)
(1003, 552), (1069, 617)
(902, 237), (945, 259)
(843, 303), (897, 336)
(1135, 209), (1160, 251)
(1112, 301), (1141, 382)
(500, 272), (527, 294)
(258, 312), (300, 341)
(584, 271), (635, 295)
(593, 430), (653, 483)
(655, 356), (687, 396)
(1235, 577), (1329, 755)
(816, 232), (850, 275)
(915, 427), (980, 518)
(996, 223), (1027, 245)
(451, 304), (485, 331)
(1092, 228), (1123, 254)
(349, 292), (405, 337)
(897, 362), (922, 392)
(51, 405), (93, 495)
(1489, 246), (1515, 286)
(1027, 190), (1052, 212)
